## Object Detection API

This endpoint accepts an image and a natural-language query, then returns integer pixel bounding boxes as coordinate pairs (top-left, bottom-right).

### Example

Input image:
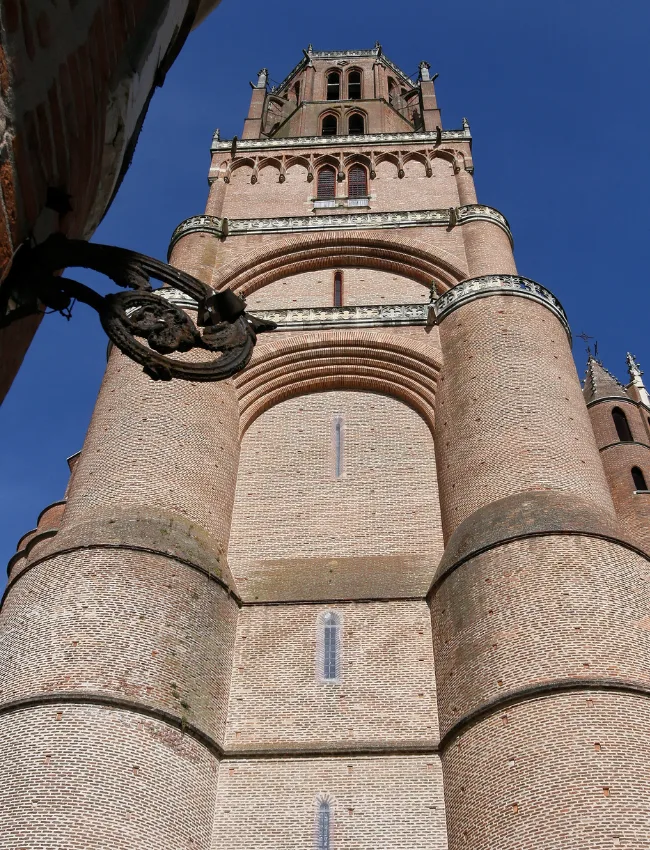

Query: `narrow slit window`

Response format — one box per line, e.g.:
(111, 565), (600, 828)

(317, 800), (331, 850)
(348, 165), (367, 198)
(333, 415), (343, 478)
(334, 271), (343, 307)
(317, 166), (336, 198)
(321, 115), (338, 136)
(294, 81), (301, 103)
(348, 71), (361, 100)
(632, 466), (648, 491)
(323, 613), (340, 680)
(326, 72), (340, 100)
(348, 113), (365, 135)
(612, 407), (633, 442)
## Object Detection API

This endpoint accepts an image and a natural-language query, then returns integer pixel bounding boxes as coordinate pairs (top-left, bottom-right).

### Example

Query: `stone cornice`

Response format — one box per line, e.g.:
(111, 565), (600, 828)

(211, 128), (470, 153)
(434, 274), (571, 340)
(168, 204), (511, 255)
(156, 291), (432, 330)
(251, 303), (432, 330)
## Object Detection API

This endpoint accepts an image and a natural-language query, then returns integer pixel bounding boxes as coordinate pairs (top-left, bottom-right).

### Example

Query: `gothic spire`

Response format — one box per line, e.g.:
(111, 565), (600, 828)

(627, 352), (650, 407)
(582, 355), (630, 404)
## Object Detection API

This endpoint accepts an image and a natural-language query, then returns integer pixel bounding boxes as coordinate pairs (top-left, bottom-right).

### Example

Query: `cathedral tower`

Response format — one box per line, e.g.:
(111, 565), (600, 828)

(2, 44), (650, 849)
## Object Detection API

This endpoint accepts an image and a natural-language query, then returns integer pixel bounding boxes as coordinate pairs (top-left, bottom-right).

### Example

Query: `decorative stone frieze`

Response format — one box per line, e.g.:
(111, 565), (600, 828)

(157, 290), (431, 330)
(211, 128), (470, 153)
(168, 204), (512, 254)
(433, 274), (571, 339)
(250, 303), (431, 330)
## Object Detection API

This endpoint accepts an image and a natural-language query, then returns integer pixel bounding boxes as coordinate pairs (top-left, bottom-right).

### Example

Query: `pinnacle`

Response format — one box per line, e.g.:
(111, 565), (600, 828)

(582, 355), (630, 404)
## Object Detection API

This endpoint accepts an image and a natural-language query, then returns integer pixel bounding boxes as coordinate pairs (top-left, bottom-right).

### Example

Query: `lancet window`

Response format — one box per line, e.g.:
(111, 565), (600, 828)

(348, 165), (368, 198)
(317, 166), (336, 199)
(333, 271), (343, 307)
(348, 113), (365, 135)
(326, 72), (340, 100)
(347, 71), (361, 99)
(321, 114), (338, 136)
(322, 612), (340, 680)
(632, 466), (648, 491)
(316, 800), (331, 850)
(612, 407), (633, 442)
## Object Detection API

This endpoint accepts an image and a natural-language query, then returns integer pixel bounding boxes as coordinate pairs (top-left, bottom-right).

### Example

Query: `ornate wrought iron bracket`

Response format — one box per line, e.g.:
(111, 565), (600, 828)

(0, 234), (276, 381)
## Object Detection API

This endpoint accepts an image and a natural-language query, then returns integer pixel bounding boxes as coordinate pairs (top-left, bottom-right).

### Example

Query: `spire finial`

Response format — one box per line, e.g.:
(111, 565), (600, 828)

(627, 352), (650, 407)
(256, 68), (268, 88)
(578, 331), (596, 360)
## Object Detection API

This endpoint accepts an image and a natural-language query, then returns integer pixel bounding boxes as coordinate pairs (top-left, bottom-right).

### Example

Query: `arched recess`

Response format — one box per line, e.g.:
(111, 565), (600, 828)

(210, 231), (468, 297)
(233, 331), (440, 437)
(228, 334), (444, 601)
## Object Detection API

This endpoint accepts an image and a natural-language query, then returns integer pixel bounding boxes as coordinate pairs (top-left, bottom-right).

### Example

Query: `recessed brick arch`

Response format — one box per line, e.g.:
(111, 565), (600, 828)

(233, 330), (440, 435)
(211, 230), (467, 296)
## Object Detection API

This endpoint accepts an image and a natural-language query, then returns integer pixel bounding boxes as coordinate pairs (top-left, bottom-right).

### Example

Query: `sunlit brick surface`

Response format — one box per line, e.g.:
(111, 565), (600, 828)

(0, 704), (219, 850)
(441, 692), (650, 850)
(431, 536), (650, 736)
(225, 601), (438, 750)
(435, 296), (615, 537)
(245, 268), (430, 309)
(1, 549), (238, 743)
(228, 391), (443, 600)
(211, 755), (447, 850)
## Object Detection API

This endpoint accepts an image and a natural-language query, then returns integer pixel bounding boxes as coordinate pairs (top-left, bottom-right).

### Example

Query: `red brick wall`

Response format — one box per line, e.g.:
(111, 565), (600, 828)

(212, 755), (447, 850)
(587, 399), (650, 551)
(219, 151), (462, 221)
(0, 704), (220, 848)
(224, 601), (438, 751)
(434, 296), (615, 538)
(245, 267), (430, 309)
(228, 390), (443, 601)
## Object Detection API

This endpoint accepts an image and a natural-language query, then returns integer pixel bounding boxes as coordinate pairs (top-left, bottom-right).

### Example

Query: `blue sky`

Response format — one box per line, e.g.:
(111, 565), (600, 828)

(1, 0), (649, 577)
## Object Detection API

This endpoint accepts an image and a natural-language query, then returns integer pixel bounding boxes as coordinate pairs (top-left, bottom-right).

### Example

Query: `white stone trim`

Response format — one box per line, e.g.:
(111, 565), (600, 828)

(168, 204), (512, 254)
(211, 128), (470, 153)
(433, 275), (571, 340)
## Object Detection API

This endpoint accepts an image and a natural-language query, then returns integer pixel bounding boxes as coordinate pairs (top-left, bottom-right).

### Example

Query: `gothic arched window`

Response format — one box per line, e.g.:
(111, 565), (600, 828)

(334, 271), (343, 307)
(348, 164), (368, 198)
(326, 72), (340, 100)
(632, 467), (648, 491)
(348, 113), (365, 135)
(321, 114), (338, 136)
(322, 612), (340, 681)
(317, 166), (336, 199)
(348, 71), (361, 100)
(316, 800), (331, 850)
(612, 407), (633, 442)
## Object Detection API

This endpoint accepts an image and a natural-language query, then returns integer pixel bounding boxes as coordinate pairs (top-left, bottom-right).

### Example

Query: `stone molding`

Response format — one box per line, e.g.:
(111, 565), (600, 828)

(158, 288), (433, 331)
(211, 128), (470, 153)
(433, 274), (571, 339)
(168, 204), (511, 254)
(158, 290), (431, 330)
(249, 303), (431, 330)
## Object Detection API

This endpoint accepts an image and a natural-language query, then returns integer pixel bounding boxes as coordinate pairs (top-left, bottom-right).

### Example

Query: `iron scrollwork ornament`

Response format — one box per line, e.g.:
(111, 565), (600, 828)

(0, 234), (276, 381)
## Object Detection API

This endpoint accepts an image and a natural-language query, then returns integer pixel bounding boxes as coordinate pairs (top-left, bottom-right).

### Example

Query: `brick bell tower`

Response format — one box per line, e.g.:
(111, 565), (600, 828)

(3, 44), (650, 849)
